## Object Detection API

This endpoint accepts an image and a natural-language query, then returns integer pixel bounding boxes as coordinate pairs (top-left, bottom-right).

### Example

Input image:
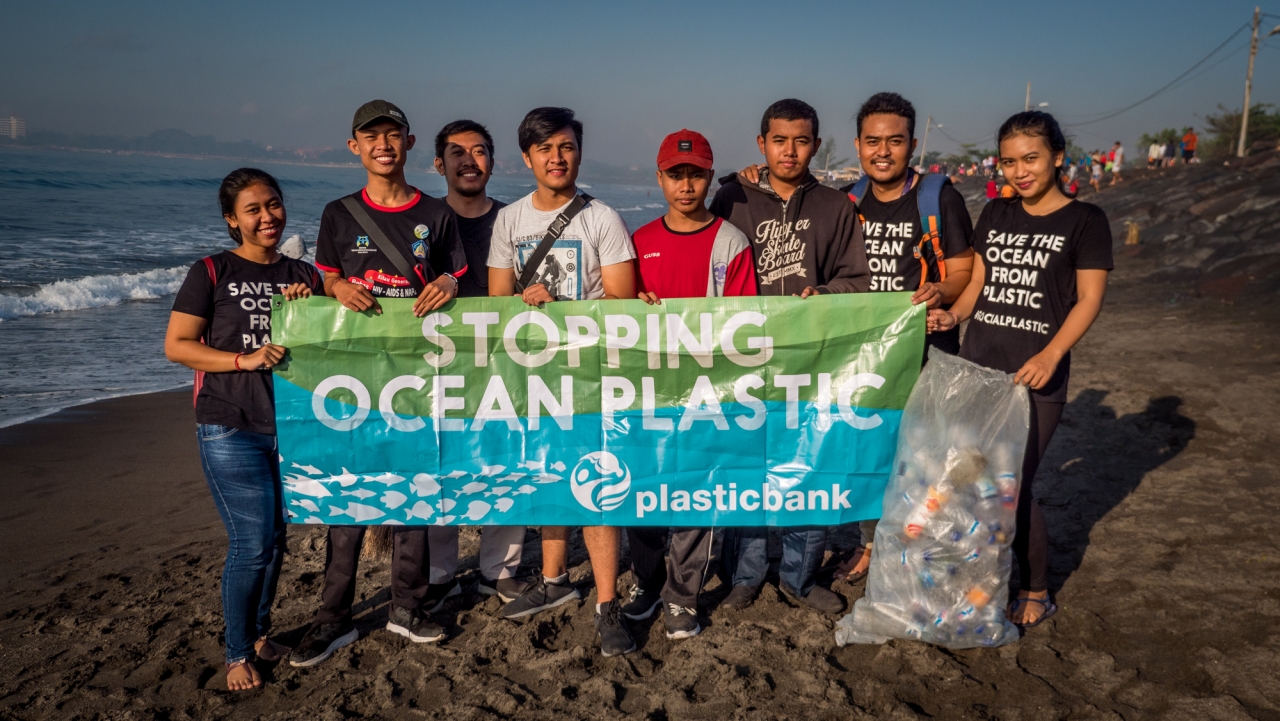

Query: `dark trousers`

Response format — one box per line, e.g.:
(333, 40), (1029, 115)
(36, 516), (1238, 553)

(722, 527), (826, 597)
(1015, 400), (1064, 593)
(627, 527), (713, 609)
(316, 525), (430, 625)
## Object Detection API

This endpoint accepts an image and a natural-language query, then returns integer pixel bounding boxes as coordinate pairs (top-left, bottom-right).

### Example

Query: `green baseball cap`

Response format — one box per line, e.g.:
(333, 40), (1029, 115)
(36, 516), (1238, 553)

(352, 100), (409, 132)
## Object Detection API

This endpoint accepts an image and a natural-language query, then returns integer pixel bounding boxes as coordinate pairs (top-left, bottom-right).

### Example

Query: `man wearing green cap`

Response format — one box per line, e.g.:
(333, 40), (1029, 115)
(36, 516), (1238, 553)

(290, 100), (468, 669)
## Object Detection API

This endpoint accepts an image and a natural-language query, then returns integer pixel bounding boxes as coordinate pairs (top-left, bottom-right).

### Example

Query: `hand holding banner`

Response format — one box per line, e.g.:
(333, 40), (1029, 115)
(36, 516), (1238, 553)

(273, 294), (923, 527)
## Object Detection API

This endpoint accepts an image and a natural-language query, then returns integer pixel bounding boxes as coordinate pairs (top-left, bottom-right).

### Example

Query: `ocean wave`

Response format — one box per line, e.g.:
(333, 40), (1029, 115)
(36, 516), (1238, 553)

(0, 266), (189, 321)
(644, 203), (665, 208)
(615, 206), (643, 211)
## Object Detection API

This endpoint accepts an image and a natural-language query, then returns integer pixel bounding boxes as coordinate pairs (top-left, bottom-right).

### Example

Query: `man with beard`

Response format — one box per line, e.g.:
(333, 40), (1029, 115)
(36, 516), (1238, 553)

(710, 98), (868, 616)
(421, 120), (530, 609)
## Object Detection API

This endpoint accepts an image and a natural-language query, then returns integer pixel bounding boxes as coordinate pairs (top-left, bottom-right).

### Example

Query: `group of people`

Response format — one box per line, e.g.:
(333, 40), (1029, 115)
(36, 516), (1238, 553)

(164, 92), (1112, 691)
(1148, 128), (1199, 168)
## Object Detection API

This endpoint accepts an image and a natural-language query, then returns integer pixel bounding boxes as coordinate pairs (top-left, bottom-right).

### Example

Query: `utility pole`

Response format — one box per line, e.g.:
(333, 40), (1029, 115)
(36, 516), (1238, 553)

(1239, 7), (1261, 157)
(1025, 82), (1031, 112)
(919, 115), (933, 171)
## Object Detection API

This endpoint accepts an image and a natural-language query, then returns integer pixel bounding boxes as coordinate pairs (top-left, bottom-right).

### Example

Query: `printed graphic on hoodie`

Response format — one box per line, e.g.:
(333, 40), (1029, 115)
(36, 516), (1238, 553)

(754, 217), (810, 287)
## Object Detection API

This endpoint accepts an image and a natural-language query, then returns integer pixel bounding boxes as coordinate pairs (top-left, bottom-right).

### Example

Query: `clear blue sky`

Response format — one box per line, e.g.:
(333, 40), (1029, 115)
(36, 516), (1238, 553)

(2, 0), (1277, 169)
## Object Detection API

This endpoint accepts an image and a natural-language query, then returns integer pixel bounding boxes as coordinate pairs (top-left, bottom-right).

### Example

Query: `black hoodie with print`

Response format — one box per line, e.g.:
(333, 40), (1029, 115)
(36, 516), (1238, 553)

(710, 170), (869, 296)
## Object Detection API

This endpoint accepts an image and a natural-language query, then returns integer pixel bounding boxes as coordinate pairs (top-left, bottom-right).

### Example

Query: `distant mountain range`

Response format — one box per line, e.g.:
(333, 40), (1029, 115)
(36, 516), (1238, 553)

(0, 128), (655, 181)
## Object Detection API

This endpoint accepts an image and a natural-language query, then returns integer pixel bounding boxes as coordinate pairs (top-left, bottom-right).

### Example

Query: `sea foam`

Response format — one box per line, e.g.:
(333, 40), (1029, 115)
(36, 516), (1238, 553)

(0, 266), (189, 321)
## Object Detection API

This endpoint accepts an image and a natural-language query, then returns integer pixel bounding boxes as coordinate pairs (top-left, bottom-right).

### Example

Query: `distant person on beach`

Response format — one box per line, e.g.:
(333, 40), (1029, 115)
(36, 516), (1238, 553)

(1148, 141), (1162, 169)
(1109, 141), (1124, 185)
(164, 168), (323, 691)
(829, 91), (975, 582)
(927, 110), (1112, 630)
(1090, 151), (1103, 192)
(1163, 139), (1176, 168)
(290, 100), (468, 669)
(714, 98), (869, 616)
(1182, 128), (1198, 163)
(622, 129), (757, 640)
(427, 119), (529, 608)
(487, 106), (639, 657)
(986, 178), (999, 200)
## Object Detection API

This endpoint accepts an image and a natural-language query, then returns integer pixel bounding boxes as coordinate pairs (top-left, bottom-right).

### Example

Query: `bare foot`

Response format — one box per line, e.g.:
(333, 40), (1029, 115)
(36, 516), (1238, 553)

(226, 660), (261, 692)
(254, 636), (290, 662)
(851, 544), (873, 575)
(1008, 589), (1050, 625)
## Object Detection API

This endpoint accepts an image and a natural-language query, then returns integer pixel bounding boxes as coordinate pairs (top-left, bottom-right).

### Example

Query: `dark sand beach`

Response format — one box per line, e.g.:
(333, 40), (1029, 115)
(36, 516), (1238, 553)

(2, 162), (1280, 719)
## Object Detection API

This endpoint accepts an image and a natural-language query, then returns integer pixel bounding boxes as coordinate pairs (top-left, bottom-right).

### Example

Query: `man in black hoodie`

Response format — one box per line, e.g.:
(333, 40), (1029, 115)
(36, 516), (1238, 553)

(710, 98), (869, 615)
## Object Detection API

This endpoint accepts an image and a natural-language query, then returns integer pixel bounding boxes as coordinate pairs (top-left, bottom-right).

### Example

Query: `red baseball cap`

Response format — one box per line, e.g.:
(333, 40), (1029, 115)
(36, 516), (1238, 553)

(657, 129), (714, 171)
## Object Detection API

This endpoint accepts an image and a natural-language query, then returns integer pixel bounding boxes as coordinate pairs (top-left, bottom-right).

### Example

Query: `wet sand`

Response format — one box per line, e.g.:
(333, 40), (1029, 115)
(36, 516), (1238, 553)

(2, 251), (1279, 720)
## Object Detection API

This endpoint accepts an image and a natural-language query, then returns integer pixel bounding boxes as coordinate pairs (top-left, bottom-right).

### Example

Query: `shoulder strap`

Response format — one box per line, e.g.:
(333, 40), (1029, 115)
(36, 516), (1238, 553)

(194, 256), (218, 408)
(341, 195), (419, 281)
(914, 174), (949, 288)
(516, 193), (594, 292)
(846, 176), (872, 205)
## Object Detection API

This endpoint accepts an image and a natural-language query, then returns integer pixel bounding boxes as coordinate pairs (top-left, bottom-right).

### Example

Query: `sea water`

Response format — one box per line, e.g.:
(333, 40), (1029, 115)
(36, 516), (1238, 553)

(0, 146), (666, 427)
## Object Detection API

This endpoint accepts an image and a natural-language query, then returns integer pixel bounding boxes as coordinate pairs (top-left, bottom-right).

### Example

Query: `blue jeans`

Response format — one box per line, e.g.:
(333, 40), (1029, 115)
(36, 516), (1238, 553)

(721, 527), (826, 597)
(197, 424), (286, 664)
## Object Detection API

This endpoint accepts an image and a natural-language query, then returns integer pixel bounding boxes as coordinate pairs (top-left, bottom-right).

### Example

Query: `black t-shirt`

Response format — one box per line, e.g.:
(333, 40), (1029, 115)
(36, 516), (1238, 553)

(315, 188), (467, 297)
(858, 179), (974, 355)
(455, 200), (506, 299)
(960, 199), (1114, 402)
(172, 251), (323, 434)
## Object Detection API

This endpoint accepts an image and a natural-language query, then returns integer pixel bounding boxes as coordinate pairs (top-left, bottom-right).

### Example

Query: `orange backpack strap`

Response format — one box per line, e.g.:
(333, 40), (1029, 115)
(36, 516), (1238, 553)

(914, 174), (949, 290)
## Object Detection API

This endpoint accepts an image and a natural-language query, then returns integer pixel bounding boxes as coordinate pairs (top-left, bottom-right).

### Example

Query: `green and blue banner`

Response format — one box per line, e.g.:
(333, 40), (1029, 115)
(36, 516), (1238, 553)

(273, 294), (923, 527)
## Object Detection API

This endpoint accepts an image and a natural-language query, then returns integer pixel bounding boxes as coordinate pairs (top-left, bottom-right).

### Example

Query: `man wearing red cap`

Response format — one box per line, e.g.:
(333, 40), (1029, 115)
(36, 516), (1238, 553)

(618, 130), (756, 639)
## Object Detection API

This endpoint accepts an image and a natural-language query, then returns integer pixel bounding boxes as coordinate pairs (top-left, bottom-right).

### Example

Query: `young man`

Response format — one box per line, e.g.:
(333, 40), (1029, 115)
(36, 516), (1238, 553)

(1182, 128), (1198, 164)
(836, 92), (976, 580)
(710, 98), (869, 616)
(487, 106), (639, 656)
(621, 129), (757, 640)
(424, 119), (529, 606)
(289, 100), (467, 668)
(1109, 141), (1124, 185)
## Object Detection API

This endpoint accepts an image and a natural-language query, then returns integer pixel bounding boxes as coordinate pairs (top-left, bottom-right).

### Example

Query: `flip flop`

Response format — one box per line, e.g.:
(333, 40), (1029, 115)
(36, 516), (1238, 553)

(1008, 597), (1058, 629)
(835, 546), (871, 582)
(255, 637), (290, 663)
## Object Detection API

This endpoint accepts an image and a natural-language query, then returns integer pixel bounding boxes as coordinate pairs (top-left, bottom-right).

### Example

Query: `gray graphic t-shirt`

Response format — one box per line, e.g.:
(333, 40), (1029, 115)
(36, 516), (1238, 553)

(487, 193), (635, 300)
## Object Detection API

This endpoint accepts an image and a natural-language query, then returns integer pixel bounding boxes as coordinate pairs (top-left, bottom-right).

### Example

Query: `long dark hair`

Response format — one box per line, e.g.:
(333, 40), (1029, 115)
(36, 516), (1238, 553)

(218, 168), (284, 244)
(996, 111), (1076, 199)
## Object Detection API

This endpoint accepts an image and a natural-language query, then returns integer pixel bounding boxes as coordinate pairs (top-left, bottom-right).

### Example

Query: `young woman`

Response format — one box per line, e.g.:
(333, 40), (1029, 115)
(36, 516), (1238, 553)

(927, 112), (1112, 629)
(164, 168), (322, 690)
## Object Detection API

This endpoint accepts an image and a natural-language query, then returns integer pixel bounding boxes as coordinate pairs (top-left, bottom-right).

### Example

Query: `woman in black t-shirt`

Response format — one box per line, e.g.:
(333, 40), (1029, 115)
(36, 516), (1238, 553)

(929, 112), (1112, 630)
(164, 169), (322, 691)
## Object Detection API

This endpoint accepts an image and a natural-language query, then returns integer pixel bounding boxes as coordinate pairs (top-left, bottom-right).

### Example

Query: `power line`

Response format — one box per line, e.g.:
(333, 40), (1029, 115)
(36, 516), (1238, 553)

(1060, 21), (1251, 126)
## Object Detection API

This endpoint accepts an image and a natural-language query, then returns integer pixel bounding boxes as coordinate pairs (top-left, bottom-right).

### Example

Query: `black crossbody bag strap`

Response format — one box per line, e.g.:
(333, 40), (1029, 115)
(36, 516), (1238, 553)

(516, 193), (594, 292)
(341, 196), (420, 281)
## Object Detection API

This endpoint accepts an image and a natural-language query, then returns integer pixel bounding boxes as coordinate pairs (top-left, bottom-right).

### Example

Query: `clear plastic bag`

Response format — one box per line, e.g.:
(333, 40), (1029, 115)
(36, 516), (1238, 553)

(835, 347), (1030, 648)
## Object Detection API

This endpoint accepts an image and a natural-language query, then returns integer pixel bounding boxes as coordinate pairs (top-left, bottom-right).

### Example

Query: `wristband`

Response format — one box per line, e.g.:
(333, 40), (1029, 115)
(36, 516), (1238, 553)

(948, 310), (960, 328)
(234, 353), (244, 371)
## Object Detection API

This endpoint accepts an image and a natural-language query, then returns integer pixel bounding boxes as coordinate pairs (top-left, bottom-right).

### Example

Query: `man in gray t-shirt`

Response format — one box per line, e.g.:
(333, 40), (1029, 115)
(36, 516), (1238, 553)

(487, 107), (638, 658)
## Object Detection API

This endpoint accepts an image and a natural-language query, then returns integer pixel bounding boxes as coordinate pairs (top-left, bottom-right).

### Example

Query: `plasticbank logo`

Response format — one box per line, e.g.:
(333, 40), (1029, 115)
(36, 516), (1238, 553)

(570, 451), (631, 512)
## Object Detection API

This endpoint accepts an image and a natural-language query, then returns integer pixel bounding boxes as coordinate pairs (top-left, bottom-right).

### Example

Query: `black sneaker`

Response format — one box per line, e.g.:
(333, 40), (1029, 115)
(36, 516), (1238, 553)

(620, 584), (662, 620)
(663, 603), (701, 639)
(781, 584), (845, 614)
(722, 584), (760, 611)
(595, 599), (637, 657)
(386, 605), (445, 643)
(288, 622), (358, 668)
(499, 576), (582, 619)
(476, 576), (531, 603)
(424, 580), (462, 613)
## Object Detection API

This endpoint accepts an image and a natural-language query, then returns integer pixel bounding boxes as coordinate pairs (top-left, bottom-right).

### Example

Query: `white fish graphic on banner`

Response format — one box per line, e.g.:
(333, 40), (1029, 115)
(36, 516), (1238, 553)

(533, 473), (562, 484)
(485, 487), (512, 497)
(513, 485), (537, 495)
(292, 462), (323, 475)
(445, 470), (469, 479)
(496, 473), (526, 482)
(331, 468), (359, 487)
(405, 501), (434, 522)
(479, 465), (505, 476)
(290, 498), (321, 513)
(455, 481), (488, 496)
(285, 476), (333, 498)
(495, 498), (515, 513)
(438, 498), (457, 513)
(341, 489), (375, 500)
(412, 473), (441, 497)
(364, 472), (405, 486)
(551, 461), (567, 472)
(328, 502), (385, 522)
(518, 460), (545, 470)
(381, 490), (408, 509)
(461, 501), (491, 521)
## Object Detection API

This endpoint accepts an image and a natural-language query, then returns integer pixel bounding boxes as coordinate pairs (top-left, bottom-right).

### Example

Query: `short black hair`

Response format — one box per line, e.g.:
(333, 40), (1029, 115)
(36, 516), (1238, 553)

(517, 107), (583, 153)
(856, 92), (916, 140)
(435, 119), (495, 160)
(760, 99), (819, 140)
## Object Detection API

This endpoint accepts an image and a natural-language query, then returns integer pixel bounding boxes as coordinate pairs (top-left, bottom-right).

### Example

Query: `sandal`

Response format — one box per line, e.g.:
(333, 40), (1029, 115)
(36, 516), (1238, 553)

(1008, 596), (1058, 629)
(255, 636), (290, 663)
(835, 545), (872, 582)
(225, 659), (262, 692)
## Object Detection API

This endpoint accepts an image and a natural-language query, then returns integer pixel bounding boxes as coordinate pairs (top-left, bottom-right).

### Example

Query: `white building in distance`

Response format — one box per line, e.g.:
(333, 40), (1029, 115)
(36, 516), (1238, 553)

(2, 116), (27, 139)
